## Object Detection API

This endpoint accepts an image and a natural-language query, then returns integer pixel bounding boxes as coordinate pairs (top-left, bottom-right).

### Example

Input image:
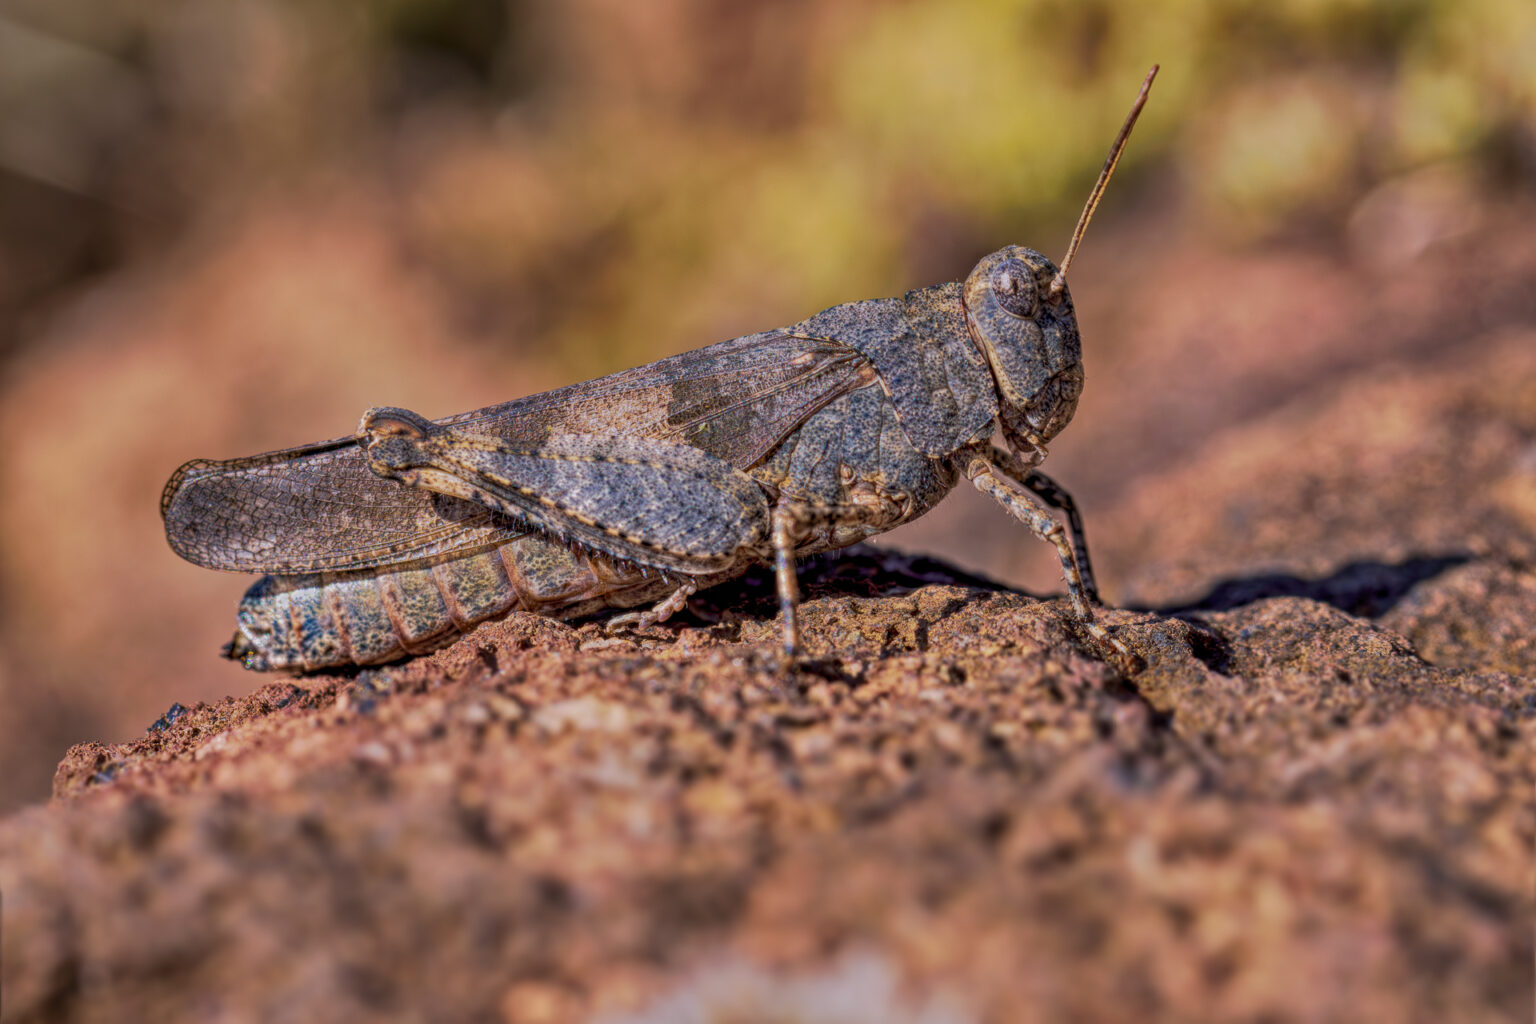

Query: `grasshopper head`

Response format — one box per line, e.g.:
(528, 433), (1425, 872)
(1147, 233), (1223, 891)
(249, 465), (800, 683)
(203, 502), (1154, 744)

(963, 246), (1083, 449)
(963, 65), (1158, 456)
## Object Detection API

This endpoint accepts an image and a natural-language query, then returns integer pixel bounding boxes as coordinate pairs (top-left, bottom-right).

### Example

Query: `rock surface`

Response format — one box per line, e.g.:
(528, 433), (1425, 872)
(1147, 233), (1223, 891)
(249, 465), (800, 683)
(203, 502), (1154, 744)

(4, 213), (1536, 1023)
(2, 534), (1532, 1022)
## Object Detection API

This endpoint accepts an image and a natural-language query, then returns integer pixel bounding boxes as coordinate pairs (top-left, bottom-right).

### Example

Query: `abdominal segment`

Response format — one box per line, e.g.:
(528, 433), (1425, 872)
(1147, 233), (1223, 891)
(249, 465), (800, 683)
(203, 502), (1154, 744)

(230, 535), (676, 672)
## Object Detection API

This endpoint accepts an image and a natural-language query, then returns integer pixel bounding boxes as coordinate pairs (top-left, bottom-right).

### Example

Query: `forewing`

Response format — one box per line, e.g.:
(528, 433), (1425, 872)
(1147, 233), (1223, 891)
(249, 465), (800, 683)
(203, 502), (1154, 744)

(163, 331), (872, 574)
(162, 439), (530, 573)
(442, 330), (875, 467)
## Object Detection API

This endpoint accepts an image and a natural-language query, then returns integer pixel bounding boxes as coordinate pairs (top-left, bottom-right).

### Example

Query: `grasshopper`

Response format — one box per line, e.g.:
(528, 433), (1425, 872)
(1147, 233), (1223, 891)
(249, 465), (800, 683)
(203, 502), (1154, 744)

(162, 68), (1158, 674)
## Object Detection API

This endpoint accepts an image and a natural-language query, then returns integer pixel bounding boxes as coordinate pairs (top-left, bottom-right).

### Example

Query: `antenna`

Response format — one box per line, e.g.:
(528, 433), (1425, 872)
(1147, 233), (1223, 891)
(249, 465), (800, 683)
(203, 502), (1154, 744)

(1048, 65), (1159, 298)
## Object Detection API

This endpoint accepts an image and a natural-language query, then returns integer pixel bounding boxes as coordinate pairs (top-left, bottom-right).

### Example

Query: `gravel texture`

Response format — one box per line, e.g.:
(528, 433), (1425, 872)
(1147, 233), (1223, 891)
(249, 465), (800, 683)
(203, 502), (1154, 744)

(4, 212), (1536, 1023)
(3, 527), (1532, 1021)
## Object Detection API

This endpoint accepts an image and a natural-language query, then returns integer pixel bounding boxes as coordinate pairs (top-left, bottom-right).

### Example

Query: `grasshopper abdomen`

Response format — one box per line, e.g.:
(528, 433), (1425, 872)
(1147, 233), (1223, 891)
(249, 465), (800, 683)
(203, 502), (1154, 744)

(229, 538), (670, 671)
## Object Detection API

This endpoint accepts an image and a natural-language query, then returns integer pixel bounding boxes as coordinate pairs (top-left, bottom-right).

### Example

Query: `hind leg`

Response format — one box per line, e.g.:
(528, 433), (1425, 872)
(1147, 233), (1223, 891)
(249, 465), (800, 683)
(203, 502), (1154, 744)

(604, 580), (699, 633)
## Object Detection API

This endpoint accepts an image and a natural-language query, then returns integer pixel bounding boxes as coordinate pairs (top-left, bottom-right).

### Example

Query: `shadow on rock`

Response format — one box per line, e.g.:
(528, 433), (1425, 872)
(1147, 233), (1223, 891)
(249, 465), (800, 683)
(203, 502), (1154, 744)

(1156, 553), (1470, 618)
(682, 543), (1025, 623)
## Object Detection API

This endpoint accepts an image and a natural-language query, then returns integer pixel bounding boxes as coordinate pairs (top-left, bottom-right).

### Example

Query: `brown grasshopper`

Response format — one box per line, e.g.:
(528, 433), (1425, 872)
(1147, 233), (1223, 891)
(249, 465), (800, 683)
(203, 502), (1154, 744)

(162, 68), (1158, 674)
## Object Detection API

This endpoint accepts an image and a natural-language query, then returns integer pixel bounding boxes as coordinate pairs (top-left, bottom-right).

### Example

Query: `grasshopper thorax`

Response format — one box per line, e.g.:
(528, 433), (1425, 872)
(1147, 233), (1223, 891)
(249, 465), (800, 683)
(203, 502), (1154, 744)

(962, 245), (1084, 450)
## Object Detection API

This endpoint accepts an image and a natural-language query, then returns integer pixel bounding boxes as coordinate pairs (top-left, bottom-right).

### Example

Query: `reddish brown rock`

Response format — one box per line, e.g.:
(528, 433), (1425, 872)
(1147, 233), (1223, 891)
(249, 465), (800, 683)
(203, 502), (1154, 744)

(6, 261), (1536, 1020)
(3, 14), (1535, 1021)
(2, 541), (1531, 1022)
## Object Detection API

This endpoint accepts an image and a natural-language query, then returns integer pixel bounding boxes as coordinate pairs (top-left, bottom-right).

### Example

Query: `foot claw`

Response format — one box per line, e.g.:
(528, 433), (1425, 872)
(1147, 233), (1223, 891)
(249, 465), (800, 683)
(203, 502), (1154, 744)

(603, 612), (648, 635)
(603, 581), (696, 636)
(1084, 621), (1144, 676)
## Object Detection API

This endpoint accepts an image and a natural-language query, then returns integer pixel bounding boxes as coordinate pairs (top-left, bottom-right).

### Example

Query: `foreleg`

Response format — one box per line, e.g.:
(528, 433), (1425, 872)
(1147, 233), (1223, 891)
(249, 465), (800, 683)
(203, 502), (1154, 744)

(1021, 470), (1101, 606)
(984, 447), (1101, 606)
(963, 451), (1135, 672)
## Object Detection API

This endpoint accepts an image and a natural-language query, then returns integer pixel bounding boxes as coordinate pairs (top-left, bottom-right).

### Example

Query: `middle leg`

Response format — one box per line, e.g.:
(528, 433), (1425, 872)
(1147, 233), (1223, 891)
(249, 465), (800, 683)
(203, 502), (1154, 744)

(770, 504), (806, 661)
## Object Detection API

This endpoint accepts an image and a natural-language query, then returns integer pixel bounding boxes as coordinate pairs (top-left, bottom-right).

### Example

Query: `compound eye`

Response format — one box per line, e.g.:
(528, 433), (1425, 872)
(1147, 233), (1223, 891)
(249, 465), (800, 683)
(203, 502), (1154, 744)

(991, 258), (1037, 317)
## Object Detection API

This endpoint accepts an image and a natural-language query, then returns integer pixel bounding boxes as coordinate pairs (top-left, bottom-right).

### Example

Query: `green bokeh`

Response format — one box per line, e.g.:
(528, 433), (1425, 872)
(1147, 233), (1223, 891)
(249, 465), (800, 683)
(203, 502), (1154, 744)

(0, 0), (1530, 372)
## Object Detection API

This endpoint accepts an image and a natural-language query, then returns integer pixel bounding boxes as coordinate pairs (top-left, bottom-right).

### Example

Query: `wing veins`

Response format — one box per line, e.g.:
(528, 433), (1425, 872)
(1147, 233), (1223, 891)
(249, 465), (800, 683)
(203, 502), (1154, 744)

(166, 332), (873, 574)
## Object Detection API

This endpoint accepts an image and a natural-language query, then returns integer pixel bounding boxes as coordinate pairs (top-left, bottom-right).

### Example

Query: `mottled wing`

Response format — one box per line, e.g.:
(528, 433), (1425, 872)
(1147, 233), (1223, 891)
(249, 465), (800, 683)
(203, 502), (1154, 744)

(444, 330), (875, 467)
(163, 331), (873, 574)
(161, 440), (524, 573)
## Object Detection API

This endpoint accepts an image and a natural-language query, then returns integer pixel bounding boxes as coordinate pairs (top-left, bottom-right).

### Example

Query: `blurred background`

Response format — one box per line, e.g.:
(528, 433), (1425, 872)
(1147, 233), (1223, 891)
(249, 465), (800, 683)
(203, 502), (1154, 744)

(0, 0), (1532, 810)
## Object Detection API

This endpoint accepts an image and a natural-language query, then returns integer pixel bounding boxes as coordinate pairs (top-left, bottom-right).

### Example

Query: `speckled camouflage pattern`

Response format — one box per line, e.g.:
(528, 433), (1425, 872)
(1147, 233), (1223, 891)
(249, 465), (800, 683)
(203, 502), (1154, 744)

(224, 368), (967, 673)
(226, 538), (674, 672)
(790, 282), (997, 457)
(165, 70), (1159, 673)
(161, 330), (872, 576)
(166, 247), (1114, 672)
